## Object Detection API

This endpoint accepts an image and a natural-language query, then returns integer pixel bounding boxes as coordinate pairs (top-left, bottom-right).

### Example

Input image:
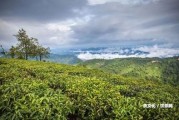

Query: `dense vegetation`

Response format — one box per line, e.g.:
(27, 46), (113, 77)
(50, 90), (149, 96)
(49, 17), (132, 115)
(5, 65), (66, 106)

(1, 29), (50, 61)
(80, 57), (179, 85)
(0, 58), (178, 119)
(44, 54), (82, 64)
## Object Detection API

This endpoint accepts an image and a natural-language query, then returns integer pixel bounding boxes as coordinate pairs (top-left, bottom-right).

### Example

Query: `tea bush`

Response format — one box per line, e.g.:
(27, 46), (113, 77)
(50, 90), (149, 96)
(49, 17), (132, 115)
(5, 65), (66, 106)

(0, 58), (178, 119)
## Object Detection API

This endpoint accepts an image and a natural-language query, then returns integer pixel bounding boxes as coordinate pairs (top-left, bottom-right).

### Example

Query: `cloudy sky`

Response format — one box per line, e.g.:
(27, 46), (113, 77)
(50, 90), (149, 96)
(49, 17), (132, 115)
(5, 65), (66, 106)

(0, 0), (179, 52)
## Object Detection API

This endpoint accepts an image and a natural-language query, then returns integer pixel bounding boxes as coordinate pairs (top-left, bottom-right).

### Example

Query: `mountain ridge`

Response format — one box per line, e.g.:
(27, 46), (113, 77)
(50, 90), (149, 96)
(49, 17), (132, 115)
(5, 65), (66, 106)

(79, 57), (179, 85)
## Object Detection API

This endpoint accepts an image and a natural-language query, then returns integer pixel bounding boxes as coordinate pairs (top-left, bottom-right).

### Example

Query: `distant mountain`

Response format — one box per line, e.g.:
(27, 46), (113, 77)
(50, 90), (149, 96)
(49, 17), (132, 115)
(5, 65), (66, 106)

(44, 53), (82, 64)
(1, 46), (179, 64)
(73, 46), (179, 60)
(73, 47), (149, 55)
(0, 53), (81, 64)
(79, 57), (179, 85)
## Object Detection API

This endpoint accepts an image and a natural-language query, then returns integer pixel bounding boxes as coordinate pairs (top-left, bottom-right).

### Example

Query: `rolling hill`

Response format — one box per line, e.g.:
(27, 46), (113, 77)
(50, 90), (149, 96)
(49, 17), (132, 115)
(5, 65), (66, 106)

(0, 58), (178, 119)
(79, 57), (179, 85)
(0, 53), (82, 65)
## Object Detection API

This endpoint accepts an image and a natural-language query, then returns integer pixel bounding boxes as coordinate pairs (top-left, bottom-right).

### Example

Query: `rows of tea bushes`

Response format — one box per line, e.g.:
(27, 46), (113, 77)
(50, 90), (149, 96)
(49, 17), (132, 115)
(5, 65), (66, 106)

(0, 58), (178, 119)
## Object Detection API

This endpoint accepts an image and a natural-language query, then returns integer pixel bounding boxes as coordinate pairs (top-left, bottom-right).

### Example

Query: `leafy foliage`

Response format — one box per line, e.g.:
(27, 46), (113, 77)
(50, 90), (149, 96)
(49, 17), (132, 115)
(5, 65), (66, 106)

(0, 58), (178, 119)
(80, 57), (179, 85)
(9, 29), (50, 61)
(0, 45), (7, 57)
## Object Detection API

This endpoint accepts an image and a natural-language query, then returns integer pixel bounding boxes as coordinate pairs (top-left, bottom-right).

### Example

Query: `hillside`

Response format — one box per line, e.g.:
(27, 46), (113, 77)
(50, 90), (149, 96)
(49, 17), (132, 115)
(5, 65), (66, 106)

(0, 53), (82, 65)
(80, 57), (179, 85)
(44, 54), (82, 64)
(0, 58), (179, 119)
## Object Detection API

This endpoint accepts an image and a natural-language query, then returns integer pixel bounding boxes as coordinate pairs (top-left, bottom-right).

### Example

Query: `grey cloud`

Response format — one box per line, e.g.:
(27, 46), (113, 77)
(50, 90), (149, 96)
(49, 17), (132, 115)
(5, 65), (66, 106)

(0, 0), (87, 22)
(87, 0), (161, 6)
(71, 0), (179, 47)
(0, 0), (179, 50)
(72, 16), (120, 43)
(0, 0), (88, 49)
(140, 16), (179, 29)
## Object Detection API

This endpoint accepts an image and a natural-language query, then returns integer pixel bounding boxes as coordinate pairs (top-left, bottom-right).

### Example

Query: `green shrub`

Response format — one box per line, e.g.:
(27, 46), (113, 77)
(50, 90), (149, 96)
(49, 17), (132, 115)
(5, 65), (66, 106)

(0, 58), (178, 119)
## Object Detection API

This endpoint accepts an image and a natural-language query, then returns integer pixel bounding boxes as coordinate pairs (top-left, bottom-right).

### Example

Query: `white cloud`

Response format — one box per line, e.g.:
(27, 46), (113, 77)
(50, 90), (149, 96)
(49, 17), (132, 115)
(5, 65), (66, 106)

(0, 13), (97, 49)
(88, 0), (160, 5)
(137, 45), (179, 58)
(77, 52), (139, 60)
(49, 36), (58, 40)
(0, 18), (78, 48)
(88, 0), (116, 5)
(1, 0), (178, 51)
(77, 45), (179, 60)
(47, 24), (71, 32)
(46, 20), (76, 32)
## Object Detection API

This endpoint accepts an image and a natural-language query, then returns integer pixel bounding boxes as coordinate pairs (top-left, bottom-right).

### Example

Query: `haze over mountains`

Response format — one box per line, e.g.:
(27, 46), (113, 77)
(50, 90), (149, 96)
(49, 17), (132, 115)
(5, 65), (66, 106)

(74, 45), (179, 60)
(1, 45), (179, 64)
(40, 44), (179, 64)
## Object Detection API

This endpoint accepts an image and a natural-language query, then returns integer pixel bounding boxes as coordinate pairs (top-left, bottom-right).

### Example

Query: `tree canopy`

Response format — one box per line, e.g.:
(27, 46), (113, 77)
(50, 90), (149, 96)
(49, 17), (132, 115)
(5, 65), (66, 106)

(0, 45), (6, 55)
(9, 29), (50, 61)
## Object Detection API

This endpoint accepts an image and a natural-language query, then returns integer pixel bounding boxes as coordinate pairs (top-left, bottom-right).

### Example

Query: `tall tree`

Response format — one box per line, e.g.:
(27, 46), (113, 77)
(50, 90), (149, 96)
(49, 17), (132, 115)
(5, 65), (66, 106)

(12, 29), (50, 60)
(14, 29), (32, 60)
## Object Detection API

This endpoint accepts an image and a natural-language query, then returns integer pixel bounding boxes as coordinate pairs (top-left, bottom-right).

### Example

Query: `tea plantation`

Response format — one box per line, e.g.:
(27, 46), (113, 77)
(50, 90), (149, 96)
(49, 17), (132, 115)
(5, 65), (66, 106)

(0, 58), (178, 119)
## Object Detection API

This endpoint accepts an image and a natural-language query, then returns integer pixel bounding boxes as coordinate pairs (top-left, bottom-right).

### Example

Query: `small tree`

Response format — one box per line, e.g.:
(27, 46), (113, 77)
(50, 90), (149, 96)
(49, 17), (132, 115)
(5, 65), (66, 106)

(29, 37), (39, 59)
(0, 45), (6, 55)
(9, 46), (16, 58)
(36, 45), (50, 61)
(0, 45), (7, 57)
(14, 29), (33, 60)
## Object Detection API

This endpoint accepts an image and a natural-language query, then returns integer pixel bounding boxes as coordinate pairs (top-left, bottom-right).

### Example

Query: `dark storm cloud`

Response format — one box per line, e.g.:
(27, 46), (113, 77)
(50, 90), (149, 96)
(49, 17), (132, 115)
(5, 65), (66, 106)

(0, 0), (87, 21)
(140, 16), (179, 29)
(0, 0), (88, 49)
(0, 0), (179, 50)
(71, 0), (179, 47)
(72, 16), (120, 43)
